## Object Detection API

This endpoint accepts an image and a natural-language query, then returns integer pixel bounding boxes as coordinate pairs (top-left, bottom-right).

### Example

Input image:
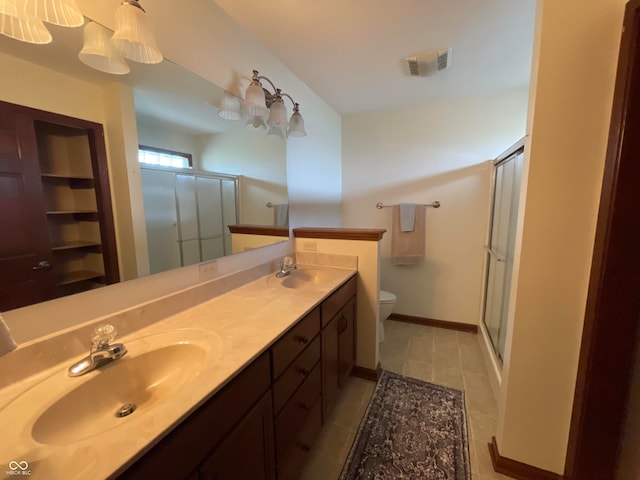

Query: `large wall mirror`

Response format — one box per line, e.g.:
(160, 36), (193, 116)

(0, 19), (288, 311)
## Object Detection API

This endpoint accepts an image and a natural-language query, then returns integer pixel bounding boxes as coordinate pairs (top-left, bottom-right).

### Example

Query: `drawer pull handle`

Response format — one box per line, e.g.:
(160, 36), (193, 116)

(298, 402), (310, 412)
(296, 441), (311, 452)
(297, 367), (310, 376)
(294, 334), (309, 344)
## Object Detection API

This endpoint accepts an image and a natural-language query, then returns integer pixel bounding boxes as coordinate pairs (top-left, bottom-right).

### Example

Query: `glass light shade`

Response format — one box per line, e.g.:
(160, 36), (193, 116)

(218, 92), (242, 120)
(243, 82), (268, 117)
(244, 115), (266, 131)
(111, 0), (162, 64)
(0, 0), (52, 44)
(23, 0), (83, 27)
(267, 99), (288, 127)
(266, 123), (286, 139)
(78, 22), (130, 75)
(287, 110), (307, 137)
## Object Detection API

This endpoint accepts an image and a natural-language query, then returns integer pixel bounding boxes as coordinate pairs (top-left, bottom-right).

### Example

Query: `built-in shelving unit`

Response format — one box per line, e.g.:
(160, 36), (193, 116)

(35, 119), (118, 299)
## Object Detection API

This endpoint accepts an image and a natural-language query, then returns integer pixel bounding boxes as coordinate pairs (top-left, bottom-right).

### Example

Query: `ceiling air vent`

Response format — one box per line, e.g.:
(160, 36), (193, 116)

(403, 48), (453, 77)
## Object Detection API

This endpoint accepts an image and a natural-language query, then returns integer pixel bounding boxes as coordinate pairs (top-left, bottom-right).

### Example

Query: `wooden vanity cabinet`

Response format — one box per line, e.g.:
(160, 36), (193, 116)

(118, 274), (357, 480)
(321, 277), (357, 418)
(118, 352), (274, 480)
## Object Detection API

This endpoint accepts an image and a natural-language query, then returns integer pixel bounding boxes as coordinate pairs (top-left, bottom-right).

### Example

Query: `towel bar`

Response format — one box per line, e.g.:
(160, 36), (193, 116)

(376, 201), (441, 209)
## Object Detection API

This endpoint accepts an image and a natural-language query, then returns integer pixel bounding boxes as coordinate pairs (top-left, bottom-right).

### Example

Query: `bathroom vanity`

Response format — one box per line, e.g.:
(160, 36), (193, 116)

(118, 275), (357, 480)
(0, 263), (359, 480)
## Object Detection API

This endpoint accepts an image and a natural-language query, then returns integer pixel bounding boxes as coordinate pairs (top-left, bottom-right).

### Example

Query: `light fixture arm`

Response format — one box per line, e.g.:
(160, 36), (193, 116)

(252, 70), (300, 108)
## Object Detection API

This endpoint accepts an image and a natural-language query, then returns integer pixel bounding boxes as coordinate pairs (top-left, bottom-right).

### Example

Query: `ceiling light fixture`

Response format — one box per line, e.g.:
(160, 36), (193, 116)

(78, 21), (130, 75)
(23, 0), (83, 28)
(111, 0), (162, 64)
(0, 0), (52, 44)
(223, 70), (306, 139)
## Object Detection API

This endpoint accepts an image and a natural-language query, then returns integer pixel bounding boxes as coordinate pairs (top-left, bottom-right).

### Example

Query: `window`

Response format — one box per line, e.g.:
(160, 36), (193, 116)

(138, 145), (192, 169)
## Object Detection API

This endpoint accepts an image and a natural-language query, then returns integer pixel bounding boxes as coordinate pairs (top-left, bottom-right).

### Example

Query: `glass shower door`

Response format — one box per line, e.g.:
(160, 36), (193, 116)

(483, 149), (523, 364)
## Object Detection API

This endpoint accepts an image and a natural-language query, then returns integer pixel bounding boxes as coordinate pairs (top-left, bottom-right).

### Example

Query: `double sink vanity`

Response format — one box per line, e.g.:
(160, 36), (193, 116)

(0, 262), (359, 480)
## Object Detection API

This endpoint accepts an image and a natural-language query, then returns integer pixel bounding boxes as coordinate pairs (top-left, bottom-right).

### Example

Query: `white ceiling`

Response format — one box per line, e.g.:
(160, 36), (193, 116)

(214, 0), (537, 115)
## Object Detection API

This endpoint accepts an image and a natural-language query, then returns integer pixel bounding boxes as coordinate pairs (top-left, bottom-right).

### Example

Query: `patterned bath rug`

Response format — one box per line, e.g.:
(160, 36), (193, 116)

(339, 370), (471, 480)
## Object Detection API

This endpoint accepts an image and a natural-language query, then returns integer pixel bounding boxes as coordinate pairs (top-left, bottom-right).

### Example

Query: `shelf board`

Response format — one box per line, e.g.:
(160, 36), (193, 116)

(41, 173), (94, 180)
(56, 270), (104, 286)
(46, 210), (98, 215)
(51, 241), (102, 251)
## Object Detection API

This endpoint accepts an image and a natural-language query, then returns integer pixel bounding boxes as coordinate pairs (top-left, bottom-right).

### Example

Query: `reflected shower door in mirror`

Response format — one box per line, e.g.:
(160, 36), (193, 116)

(141, 168), (238, 274)
(0, 19), (288, 310)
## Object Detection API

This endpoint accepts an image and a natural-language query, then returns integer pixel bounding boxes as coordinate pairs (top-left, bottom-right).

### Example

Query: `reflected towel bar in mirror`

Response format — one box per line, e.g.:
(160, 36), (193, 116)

(376, 201), (441, 209)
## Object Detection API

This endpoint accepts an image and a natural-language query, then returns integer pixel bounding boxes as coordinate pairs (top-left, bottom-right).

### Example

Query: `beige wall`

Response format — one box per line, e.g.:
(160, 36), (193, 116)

(342, 88), (529, 326)
(295, 238), (381, 370)
(200, 131), (287, 225)
(497, 0), (627, 472)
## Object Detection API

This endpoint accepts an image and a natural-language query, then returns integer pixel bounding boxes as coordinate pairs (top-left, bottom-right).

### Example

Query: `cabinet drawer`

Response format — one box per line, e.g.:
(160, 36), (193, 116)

(274, 363), (322, 461)
(273, 335), (321, 415)
(272, 307), (320, 379)
(277, 399), (322, 480)
(321, 276), (356, 328)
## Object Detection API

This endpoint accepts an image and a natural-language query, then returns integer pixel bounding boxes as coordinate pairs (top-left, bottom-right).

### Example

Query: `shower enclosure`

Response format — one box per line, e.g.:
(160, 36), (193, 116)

(482, 141), (524, 365)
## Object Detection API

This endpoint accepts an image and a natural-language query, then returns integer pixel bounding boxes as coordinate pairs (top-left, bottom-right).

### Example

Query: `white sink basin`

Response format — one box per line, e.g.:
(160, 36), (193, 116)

(0, 328), (222, 447)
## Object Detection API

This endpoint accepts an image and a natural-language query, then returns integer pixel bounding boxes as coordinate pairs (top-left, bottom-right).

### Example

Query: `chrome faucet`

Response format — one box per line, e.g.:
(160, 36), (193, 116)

(68, 324), (127, 377)
(275, 256), (298, 278)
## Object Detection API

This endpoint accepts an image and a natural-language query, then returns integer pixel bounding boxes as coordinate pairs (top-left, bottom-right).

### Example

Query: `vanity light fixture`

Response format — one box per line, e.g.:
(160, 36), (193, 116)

(217, 91), (242, 121)
(219, 70), (307, 139)
(111, 0), (163, 64)
(79, 21), (130, 75)
(23, 0), (83, 28)
(0, 0), (52, 44)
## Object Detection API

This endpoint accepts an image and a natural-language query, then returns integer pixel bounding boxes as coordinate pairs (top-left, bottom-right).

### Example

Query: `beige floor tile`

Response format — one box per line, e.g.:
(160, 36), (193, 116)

(464, 371), (494, 398)
(379, 335), (409, 357)
(434, 338), (460, 356)
(380, 352), (405, 374)
(329, 387), (369, 429)
(432, 350), (462, 370)
(457, 331), (479, 346)
(403, 359), (433, 382)
(384, 320), (413, 338)
(312, 420), (354, 462)
(432, 364), (465, 390)
(433, 327), (459, 342)
(406, 336), (434, 362)
(410, 323), (435, 338)
(299, 452), (342, 480)
(467, 410), (497, 443)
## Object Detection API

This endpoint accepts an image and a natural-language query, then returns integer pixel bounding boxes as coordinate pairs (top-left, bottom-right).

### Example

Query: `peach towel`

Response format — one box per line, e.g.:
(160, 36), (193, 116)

(391, 204), (425, 265)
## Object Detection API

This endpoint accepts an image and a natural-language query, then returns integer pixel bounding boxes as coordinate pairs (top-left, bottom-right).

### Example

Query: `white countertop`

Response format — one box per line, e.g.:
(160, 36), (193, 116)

(0, 265), (356, 480)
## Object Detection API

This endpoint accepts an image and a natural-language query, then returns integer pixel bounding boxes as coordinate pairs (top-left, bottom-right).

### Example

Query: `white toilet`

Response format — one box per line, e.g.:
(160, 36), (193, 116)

(379, 290), (397, 343)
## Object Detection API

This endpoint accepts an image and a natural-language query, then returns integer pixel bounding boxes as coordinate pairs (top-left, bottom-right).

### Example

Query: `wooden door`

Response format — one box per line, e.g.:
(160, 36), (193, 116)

(0, 108), (54, 310)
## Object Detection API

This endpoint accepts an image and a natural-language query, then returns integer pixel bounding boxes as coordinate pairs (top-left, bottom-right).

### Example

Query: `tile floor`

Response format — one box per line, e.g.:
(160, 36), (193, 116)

(300, 319), (512, 480)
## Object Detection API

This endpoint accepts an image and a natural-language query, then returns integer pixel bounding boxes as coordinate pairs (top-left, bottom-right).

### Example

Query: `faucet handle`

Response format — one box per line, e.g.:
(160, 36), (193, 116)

(91, 324), (117, 349)
(283, 256), (294, 266)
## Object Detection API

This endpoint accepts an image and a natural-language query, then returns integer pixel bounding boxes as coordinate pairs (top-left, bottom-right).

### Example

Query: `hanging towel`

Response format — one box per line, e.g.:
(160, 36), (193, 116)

(0, 313), (17, 356)
(399, 203), (416, 232)
(391, 204), (426, 266)
(273, 203), (289, 227)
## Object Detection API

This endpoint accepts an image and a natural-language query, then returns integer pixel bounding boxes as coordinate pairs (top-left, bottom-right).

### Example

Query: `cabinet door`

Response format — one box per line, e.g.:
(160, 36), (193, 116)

(322, 314), (339, 419)
(338, 297), (356, 386)
(198, 391), (275, 480)
(0, 109), (54, 309)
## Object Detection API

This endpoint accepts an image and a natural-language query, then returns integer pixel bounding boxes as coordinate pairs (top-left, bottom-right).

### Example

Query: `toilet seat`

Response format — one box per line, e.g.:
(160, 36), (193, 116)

(380, 290), (396, 304)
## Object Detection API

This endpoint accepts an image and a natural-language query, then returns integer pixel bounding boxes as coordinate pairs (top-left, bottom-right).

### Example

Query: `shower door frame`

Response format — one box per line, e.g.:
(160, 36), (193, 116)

(481, 139), (525, 365)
